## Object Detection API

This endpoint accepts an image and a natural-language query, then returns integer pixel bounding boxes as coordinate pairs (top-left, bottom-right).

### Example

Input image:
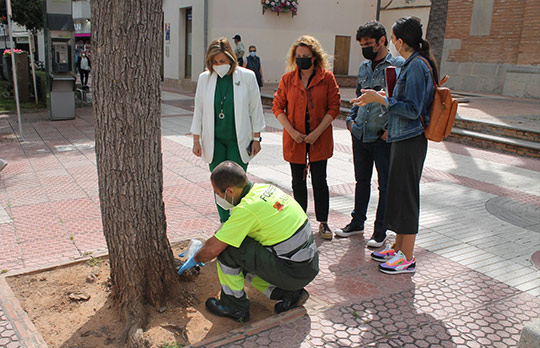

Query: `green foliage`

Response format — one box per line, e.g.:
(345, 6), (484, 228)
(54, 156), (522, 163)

(0, 78), (46, 111)
(0, 0), (44, 32)
(86, 256), (102, 267)
(160, 343), (185, 348)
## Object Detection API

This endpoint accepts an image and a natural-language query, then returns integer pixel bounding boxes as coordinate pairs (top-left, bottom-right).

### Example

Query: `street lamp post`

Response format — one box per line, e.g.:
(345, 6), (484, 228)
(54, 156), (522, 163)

(6, 0), (23, 140)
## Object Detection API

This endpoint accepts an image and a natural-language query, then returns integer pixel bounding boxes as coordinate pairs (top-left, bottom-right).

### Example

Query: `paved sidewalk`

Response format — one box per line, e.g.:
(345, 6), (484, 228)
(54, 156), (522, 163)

(0, 86), (539, 347)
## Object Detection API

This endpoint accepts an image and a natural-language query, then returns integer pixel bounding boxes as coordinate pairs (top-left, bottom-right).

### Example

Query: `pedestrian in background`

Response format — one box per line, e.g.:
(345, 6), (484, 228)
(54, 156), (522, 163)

(335, 21), (404, 250)
(191, 37), (265, 224)
(272, 35), (341, 241)
(353, 17), (437, 274)
(76, 51), (91, 87)
(232, 34), (245, 67)
(245, 45), (264, 88)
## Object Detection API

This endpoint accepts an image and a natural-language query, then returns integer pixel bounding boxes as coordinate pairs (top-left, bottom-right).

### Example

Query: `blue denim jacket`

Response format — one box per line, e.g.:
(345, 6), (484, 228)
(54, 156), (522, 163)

(346, 53), (404, 143)
(383, 51), (435, 142)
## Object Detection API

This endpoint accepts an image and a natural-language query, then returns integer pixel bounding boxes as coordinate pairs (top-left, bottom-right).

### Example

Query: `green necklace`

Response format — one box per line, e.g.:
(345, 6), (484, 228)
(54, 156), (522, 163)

(218, 77), (231, 120)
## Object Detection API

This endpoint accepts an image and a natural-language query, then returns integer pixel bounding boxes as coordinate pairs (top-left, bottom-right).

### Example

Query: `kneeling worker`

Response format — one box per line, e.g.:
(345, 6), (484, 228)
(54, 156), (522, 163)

(191, 161), (319, 322)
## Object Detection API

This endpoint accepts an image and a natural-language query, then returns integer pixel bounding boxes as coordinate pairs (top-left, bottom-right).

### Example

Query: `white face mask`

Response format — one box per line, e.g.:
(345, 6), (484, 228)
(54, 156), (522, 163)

(214, 64), (231, 78)
(389, 41), (400, 57)
(215, 191), (235, 210)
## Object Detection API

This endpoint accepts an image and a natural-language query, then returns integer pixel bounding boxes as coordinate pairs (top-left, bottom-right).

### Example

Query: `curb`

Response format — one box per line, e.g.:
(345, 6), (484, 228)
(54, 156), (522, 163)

(188, 306), (307, 348)
(0, 276), (49, 348)
(0, 253), (111, 348)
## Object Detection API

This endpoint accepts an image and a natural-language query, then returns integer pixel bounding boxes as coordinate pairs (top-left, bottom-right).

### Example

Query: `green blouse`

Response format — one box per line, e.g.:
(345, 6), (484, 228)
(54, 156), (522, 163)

(214, 74), (236, 142)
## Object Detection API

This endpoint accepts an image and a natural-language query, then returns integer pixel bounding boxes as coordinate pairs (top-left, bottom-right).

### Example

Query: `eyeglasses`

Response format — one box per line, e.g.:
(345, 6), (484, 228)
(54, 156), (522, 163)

(249, 51), (256, 53)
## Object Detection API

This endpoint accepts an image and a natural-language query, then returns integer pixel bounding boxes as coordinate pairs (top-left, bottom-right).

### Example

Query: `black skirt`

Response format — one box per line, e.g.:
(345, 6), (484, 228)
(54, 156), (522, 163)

(383, 133), (427, 234)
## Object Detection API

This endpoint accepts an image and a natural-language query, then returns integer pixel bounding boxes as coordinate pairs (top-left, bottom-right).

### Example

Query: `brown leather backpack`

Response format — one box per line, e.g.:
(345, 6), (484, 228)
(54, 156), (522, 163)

(417, 56), (458, 142)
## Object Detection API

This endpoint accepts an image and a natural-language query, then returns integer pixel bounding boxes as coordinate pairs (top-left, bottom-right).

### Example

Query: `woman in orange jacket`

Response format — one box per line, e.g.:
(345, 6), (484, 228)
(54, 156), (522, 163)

(273, 35), (341, 240)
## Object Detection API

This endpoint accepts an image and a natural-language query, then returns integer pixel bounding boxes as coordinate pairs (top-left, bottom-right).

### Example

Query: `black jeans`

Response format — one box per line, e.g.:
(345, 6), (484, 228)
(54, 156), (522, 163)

(290, 160), (329, 222)
(80, 69), (90, 86)
(351, 135), (391, 239)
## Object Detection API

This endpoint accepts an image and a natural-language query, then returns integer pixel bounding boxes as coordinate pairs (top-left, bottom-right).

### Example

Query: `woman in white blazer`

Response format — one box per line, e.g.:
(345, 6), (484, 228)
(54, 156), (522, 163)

(191, 37), (266, 223)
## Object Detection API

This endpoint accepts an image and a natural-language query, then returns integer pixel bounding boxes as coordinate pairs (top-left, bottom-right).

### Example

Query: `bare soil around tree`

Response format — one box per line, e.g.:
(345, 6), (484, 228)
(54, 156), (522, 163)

(7, 241), (275, 347)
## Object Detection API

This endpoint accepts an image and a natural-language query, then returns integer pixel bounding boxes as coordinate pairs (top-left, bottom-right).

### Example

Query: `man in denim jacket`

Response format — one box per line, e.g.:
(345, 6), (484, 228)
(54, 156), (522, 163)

(335, 21), (403, 247)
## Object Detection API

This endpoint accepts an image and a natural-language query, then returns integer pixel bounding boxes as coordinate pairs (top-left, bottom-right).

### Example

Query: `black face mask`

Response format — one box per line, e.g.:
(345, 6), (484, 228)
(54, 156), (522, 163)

(296, 57), (313, 70)
(362, 46), (378, 60)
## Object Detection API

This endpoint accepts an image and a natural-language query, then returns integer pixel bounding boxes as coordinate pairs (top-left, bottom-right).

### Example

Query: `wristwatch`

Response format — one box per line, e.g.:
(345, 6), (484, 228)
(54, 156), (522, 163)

(253, 136), (262, 142)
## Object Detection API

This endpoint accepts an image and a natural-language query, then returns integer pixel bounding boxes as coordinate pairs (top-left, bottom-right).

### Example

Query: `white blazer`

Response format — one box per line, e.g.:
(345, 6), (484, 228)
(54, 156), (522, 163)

(190, 67), (266, 164)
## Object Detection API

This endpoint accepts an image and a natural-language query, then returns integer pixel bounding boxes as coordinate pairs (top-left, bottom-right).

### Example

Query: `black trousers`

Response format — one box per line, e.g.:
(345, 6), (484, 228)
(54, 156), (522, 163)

(79, 69), (90, 86)
(351, 136), (391, 239)
(290, 160), (329, 222)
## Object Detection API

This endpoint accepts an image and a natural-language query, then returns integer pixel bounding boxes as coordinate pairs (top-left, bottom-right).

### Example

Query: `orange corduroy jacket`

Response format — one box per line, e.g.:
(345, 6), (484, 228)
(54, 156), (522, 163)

(272, 67), (341, 164)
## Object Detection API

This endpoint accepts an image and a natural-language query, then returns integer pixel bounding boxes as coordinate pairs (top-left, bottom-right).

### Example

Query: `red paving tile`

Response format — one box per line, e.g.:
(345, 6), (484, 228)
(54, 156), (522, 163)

(0, 103), (539, 348)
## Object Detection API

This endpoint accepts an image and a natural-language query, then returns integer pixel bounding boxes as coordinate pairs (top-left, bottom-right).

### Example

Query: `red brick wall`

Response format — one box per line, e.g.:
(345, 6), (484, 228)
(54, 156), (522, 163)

(445, 0), (540, 65)
(518, 0), (540, 65)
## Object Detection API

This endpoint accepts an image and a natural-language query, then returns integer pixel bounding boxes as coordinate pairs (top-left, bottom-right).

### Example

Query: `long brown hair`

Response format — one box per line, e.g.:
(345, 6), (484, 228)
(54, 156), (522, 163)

(205, 37), (238, 75)
(285, 35), (331, 71)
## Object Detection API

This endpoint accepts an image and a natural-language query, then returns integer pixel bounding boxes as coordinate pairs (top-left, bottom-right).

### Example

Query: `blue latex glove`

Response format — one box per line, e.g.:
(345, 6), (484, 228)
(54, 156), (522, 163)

(177, 254), (205, 275)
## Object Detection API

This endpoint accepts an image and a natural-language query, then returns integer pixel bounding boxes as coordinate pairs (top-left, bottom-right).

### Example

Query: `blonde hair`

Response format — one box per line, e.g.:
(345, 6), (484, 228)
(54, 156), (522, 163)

(286, 35), (331, 71)
(205, 37), (238, 75)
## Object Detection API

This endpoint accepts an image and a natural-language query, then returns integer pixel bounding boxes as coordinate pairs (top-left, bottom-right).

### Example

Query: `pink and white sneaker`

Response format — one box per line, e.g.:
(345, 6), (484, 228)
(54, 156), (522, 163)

(379, 250), (416, 274)
(371, 244), (396, 262)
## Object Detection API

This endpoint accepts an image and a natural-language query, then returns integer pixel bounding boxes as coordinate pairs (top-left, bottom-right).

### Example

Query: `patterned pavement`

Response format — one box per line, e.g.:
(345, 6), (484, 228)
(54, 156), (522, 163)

(0, 87), (539, 347)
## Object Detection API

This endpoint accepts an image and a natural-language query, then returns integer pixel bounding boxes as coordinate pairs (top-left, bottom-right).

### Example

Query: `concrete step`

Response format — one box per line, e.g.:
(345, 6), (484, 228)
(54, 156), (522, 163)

(453, 117), (540, 142)
(446, 127), (540, 158)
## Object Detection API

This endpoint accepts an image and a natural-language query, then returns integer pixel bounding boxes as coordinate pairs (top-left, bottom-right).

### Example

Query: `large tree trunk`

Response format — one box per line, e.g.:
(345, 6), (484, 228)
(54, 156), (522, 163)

(426, 0), (449, 70)
(91, 1), (176, 346)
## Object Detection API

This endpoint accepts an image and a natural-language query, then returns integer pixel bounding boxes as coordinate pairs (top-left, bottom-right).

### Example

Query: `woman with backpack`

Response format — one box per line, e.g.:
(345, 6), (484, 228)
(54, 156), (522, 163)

(352, 17), (437, 274)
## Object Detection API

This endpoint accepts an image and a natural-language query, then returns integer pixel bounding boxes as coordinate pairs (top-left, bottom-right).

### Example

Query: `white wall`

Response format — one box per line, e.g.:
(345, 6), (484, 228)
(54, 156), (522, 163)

(164, 0), (379, 84)
(379, 0), (431, 57)
(163, 0), (207, 81)
(207, 0), (378, 82)
(163, 0), (431, 84)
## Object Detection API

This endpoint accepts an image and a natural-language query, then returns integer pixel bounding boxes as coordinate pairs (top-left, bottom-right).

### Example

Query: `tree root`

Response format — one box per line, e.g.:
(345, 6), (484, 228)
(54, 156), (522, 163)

(117, 315), (151, 348)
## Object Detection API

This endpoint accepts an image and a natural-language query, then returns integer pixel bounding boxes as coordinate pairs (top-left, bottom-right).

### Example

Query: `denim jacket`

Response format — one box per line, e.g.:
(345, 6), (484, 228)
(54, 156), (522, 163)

(346, 53), (404, 143)
(383, 51), (435, 142)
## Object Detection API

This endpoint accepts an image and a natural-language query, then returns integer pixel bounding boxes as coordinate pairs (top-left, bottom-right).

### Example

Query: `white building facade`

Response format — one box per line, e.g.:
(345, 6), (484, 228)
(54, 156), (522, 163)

(162, 0), (432, 89)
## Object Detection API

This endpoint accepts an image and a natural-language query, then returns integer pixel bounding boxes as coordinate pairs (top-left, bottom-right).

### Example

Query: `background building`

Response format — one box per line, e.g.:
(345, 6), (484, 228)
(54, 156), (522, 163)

(72, 0), (92, 61)
(441, 0), (540, 99)
(163, 0), (429, 89)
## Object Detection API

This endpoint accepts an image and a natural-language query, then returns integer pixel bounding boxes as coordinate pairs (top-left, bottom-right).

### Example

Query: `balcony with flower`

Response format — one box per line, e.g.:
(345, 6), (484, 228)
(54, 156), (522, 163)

(3, 49), (24, 56)
(262, 0), (299, 17)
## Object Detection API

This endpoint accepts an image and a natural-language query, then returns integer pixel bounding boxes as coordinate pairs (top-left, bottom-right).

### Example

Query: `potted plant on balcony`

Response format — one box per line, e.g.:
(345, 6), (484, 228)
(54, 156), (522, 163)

(262, 0), (299, 17)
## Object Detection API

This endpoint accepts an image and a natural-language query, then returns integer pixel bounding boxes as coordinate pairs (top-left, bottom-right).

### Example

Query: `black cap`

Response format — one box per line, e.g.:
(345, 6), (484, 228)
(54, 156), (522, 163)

(232, 34), (241, 40)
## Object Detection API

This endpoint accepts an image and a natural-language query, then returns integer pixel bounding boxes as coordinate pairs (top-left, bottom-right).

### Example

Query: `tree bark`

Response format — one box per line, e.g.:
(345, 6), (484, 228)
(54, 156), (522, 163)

(426, 0), (449, 70)
(91, 1), (176, 346)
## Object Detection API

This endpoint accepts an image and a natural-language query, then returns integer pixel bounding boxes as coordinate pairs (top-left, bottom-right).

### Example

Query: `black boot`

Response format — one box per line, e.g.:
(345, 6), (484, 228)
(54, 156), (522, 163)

(205, 297), (250, 322)
(274, 289), (310, 314)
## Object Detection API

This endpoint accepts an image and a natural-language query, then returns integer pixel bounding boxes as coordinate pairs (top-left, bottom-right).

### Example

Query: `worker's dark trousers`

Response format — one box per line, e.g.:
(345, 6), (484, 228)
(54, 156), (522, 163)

(216, 237), (319, 312)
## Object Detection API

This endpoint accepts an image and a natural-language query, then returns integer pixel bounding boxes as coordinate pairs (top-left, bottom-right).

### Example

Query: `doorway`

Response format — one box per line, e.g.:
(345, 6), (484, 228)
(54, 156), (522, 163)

(184, 8), (192, 79)
(333, 35), (351, 75)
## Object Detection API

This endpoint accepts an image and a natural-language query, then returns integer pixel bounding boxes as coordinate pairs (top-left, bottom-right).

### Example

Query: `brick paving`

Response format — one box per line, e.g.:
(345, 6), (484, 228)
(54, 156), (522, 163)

(0, 87), (539, 347)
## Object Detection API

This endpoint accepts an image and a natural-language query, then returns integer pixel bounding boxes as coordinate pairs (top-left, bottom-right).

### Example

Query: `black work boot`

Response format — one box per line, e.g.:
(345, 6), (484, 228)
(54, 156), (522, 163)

(274, 289), (310, 314)
(205, 297), (250, 323)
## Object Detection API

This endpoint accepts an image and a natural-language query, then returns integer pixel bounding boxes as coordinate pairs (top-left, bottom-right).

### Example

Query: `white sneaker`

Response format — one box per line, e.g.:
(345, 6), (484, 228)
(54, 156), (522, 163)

(0, 159), (7, 173)
(366, 235), (387, 248)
